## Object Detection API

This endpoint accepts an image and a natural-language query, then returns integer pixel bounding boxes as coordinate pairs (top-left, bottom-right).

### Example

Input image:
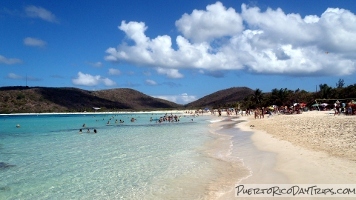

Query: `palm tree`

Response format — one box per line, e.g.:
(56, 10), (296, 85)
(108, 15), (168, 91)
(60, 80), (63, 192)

(251, 88), (263, 107)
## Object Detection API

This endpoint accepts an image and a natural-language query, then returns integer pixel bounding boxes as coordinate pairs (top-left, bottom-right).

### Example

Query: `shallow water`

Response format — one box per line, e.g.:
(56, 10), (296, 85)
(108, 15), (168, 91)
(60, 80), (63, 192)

(0, 113), (249, 199)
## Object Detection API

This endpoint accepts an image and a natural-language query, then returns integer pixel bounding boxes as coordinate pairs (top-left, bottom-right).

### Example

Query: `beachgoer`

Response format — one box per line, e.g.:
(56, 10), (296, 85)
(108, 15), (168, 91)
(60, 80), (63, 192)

(334, 100), (340, 116)
(94, 129), (97, 133)
(254, 108), (260, 119)
(79, 129), (82, 133)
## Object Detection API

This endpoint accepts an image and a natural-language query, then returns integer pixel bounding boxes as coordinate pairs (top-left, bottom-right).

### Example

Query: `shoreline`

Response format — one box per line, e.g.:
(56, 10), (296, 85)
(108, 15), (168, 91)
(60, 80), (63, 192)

(244, 111), (356, 161)
(206, 111), (356, 199)
(236, 111), (356, 184)
(204, 116), (251, 199)
(0, 110), (190, 116)
(207, 115), (289, 200)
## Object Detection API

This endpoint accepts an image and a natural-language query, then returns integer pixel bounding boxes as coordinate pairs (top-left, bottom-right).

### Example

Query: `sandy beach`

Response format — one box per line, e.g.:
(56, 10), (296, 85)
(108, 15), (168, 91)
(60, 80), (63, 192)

(229, 110), (356, 198)
(244, 111), (356, 161)
(204, 110), (356, 199)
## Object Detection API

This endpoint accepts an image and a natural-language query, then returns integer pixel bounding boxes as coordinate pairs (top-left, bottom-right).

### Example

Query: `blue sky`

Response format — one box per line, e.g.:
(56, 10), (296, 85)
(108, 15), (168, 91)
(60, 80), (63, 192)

(1, 0), (356, 104)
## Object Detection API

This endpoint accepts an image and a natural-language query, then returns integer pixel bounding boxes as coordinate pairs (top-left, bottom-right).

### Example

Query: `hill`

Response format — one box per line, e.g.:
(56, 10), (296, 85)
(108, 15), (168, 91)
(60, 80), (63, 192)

(185, 87), (254, 108)
(0, 86), (182, 113)
(0, 86), (256, 113)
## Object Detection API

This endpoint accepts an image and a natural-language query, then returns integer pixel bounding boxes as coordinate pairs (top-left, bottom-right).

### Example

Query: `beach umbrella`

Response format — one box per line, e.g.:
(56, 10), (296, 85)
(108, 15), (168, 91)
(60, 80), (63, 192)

(312, 103), (319, 107)
(321, 103), (328, 107)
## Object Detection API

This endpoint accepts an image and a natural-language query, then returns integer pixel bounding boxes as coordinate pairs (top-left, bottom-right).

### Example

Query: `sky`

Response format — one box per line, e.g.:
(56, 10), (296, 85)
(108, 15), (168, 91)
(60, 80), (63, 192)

(1, 0), (356, 104)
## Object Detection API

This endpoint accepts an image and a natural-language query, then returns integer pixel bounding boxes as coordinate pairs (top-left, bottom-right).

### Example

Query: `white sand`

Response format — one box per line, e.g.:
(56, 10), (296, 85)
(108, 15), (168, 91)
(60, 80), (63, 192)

(237, 111), (356, 184)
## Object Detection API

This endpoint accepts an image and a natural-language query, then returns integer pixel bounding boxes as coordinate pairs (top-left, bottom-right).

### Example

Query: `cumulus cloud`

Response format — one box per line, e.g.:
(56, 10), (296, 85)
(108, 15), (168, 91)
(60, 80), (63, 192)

(175, 1), (243, 42)
(0, 55), (22, 65)
(24, 37), (47, 47)
(156, 67), (183, 78)
(154, 93), (197, 104)
(101, 77), (116, 86)
(25, 5), (58, 23)
(72, 72), (116, 87)
(105, 2), (356, 77)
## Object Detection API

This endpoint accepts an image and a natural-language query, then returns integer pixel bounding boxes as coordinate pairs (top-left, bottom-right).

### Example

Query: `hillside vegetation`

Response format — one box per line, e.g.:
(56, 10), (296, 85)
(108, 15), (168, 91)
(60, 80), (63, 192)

(0, 87), (182, 113)
(185, 87), (254, 108)
(1, 81), (355, 114)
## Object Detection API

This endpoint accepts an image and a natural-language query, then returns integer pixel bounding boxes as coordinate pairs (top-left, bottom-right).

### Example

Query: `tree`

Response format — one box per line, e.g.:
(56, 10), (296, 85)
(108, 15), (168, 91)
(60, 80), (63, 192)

(319, 84), (332, 99)
(251, 88), (263, 107)
(336, 78), (345, 88)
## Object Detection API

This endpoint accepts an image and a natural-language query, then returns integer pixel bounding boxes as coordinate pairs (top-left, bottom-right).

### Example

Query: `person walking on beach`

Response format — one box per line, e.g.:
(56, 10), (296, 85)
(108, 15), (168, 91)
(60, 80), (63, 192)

(334, 100), (340, 116)
(254, 108), (260, 119)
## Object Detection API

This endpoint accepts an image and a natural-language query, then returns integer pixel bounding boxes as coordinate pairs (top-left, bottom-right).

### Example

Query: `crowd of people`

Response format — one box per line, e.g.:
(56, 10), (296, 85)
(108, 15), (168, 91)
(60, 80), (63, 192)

(199, 99), (356, 120)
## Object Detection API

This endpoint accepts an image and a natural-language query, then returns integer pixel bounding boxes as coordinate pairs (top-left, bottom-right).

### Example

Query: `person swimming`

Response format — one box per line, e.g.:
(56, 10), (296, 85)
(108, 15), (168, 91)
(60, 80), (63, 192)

(94, 129), (97, 133)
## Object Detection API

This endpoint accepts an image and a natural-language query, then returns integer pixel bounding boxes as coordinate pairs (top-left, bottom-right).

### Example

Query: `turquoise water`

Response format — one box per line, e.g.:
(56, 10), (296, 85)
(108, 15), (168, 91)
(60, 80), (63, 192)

(0, 112), (221, 199)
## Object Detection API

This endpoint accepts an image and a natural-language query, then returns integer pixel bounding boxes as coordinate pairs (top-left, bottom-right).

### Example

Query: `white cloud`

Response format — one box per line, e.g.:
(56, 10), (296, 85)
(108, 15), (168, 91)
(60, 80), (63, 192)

(72, 72), (100, 86)
(105, 2), (356, 77)
(108, 68), (121, 75)
(156, 68), (183, 78)
(25, 5), (58, 23)
(175, 1), (243, 42)
(102, 77), (116, 86)
(72, 72), (116, 87)
(24, 37), (47, 47)
(154, 93), (197, 104)
(145, 79), (157, 85)
(7, 73), (23, 79)
(0, 55), (22, 65)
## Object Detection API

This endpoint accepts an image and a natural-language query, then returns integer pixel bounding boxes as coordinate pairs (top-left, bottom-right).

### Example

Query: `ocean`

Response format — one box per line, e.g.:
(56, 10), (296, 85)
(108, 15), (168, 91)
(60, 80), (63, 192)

(0, 112), (249, 199)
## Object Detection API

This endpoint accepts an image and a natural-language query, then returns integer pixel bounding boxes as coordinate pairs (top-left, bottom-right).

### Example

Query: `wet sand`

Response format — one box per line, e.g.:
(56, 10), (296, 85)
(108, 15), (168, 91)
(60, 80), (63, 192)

(207, 116), (289, 200)
(235, 111), (356, 199)
(206, 111), (356, 199)
(204, 117), (251, 199)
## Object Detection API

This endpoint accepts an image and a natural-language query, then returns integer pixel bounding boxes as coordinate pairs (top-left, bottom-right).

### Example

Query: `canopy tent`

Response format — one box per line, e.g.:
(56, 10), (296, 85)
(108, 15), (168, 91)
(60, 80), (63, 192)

(92, 107), (101, 112)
